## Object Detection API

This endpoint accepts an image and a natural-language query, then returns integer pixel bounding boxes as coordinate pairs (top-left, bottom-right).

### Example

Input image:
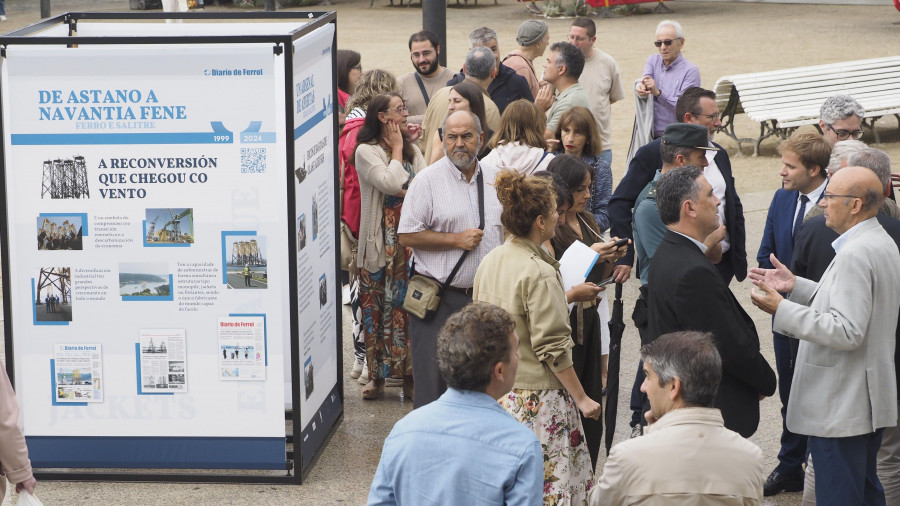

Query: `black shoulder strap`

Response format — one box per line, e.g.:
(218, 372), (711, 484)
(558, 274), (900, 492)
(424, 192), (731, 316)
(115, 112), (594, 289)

(439, 169), (485, 294)
(413, 73), (430, 106)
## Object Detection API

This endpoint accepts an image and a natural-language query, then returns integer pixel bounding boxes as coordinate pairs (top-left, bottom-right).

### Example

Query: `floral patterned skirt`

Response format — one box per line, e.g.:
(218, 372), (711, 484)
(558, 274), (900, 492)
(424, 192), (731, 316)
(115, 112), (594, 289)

(359, 198), (410, 380)
(501, 388), (593, 505)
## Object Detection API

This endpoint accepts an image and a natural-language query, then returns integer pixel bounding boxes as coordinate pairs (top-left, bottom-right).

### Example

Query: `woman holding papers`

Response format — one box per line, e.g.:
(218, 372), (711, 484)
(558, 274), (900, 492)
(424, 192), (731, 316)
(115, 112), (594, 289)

(548, 154), (627, 468)
(474, 170), (601, 504)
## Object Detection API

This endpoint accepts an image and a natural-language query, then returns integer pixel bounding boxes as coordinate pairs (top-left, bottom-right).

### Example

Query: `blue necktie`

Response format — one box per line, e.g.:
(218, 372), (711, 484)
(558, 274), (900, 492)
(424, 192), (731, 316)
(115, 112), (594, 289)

(793, 195), (809, 238)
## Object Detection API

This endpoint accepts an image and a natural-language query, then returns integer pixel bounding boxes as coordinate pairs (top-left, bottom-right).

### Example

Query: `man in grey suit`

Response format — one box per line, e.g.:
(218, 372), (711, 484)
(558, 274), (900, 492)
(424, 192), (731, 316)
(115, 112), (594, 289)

(750, 166), (900, 506)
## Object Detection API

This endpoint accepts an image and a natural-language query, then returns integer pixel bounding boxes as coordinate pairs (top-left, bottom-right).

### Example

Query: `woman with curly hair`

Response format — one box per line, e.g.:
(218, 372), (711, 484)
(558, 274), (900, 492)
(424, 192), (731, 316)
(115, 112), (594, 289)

(473, 170), (601, 504)
(354, 92), (425, 400)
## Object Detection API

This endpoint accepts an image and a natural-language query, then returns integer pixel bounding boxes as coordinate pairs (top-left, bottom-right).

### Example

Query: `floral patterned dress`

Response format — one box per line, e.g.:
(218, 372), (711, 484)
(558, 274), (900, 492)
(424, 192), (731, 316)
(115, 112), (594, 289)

(500, 388), (593, 504)
(359, 159), (415, 380)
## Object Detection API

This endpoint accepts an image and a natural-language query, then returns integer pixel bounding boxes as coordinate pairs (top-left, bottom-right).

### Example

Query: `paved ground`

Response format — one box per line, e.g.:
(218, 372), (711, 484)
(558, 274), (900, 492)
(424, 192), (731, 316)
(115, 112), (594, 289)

(1, 0), (899, 504)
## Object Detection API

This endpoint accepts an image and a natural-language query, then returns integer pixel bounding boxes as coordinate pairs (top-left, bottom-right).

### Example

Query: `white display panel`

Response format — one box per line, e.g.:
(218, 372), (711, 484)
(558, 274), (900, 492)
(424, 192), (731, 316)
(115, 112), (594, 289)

(291, 24), (339, 432)
(2, 43), (289, 440)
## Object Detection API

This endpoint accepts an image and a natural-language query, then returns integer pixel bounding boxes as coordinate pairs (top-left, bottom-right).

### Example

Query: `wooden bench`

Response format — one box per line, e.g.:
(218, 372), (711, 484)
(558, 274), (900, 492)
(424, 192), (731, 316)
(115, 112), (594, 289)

(713, 56), (900, 156)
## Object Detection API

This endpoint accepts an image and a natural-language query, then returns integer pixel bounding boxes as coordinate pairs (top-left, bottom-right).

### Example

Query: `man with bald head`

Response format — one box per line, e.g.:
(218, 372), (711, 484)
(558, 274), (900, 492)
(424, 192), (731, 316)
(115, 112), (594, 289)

(399, 110), (504, 408)
(788, 149), (900, 505)
(750, 167), (900, 505)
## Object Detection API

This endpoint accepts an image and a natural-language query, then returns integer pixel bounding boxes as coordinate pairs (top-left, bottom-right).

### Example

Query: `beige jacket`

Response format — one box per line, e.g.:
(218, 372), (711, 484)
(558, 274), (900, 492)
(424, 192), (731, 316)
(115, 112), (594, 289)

(0, 366), (32, 503)
(355, 142), (425, 273)
(591, 408), (764, 505)
(474, 236), (573, 390)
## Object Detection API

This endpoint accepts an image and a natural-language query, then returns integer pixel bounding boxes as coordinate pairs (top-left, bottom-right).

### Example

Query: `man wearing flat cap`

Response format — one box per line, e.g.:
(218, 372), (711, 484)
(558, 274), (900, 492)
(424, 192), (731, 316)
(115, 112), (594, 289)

(646, 160), (776, 439)
(630, 124), (727, 437)
(633, 123), (719, 289)
(502, 20), (549, 99)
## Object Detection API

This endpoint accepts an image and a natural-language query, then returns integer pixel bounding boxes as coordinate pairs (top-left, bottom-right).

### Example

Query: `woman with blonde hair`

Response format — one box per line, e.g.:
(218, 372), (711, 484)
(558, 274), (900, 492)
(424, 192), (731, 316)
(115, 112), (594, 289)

(474, 170), (602, 504)
(481, 99), (553, 175)
(354, 92), (425, 400)
(552, 106), (613, 232)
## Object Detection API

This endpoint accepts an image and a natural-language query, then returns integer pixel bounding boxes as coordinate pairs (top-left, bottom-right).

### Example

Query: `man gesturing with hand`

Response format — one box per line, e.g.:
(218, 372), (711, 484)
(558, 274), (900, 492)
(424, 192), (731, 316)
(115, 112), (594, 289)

(750, 166), (900, 506)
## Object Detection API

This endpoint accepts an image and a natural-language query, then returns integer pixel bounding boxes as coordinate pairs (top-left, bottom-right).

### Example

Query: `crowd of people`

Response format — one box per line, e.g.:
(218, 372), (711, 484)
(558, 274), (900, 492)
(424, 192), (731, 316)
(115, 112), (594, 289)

(330, 17), (900, 506)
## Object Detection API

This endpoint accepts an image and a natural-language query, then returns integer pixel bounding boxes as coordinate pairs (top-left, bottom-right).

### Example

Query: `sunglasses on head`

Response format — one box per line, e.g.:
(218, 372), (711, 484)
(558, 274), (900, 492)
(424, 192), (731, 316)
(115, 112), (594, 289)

(654, 38), (681, 47)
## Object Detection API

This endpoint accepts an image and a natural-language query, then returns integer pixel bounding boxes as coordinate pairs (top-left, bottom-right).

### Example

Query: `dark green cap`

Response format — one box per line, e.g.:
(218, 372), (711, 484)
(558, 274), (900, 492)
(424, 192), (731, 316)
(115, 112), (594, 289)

(661, 123), (720, 151)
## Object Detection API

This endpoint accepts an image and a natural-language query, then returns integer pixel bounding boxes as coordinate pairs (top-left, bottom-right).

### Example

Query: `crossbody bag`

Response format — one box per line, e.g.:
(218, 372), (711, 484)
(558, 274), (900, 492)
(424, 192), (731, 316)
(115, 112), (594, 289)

(403, 170), (484, 321)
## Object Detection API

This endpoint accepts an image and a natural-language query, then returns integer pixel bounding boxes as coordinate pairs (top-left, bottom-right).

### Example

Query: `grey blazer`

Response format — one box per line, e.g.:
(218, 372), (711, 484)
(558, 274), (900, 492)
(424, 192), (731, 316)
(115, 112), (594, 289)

(774, 218), (900, 438)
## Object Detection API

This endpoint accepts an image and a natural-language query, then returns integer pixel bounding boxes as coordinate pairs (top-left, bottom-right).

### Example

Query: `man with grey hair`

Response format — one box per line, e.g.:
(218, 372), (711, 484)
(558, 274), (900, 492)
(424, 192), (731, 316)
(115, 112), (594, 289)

(368, 302), (542, 505)
(399, 110), (504, 408)
(819, 94), (865, 146)
(806, 146), (899, 221)
(536, 41), (589, 138)
(789, 150), (900, 506)
(636, 20), (701, 138)
(448, 27), (532, 115)
(826, 139), (867, 175)
(647, 165), (776, 438)
(420, 46), (501, 160)
(590, 331), (766, 505)
(750, 166), (900, 506)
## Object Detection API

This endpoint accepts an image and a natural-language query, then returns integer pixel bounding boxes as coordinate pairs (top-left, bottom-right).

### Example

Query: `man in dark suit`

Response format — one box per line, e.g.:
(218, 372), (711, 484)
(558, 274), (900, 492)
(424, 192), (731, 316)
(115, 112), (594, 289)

(608, 86), (746, 285)
(756, 132), (831, 496)
(647, 165), (776, 438)
(790, 149), (900, 505)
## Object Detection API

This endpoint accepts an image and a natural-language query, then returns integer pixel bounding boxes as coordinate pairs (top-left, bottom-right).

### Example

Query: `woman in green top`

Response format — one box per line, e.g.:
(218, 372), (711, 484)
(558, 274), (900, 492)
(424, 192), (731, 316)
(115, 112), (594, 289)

(474, 170), (604, 505)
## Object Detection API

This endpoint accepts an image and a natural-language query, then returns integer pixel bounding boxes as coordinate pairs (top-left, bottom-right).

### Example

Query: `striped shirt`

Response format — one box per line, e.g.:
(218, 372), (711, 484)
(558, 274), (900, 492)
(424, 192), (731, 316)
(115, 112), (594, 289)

(398, 157), (504, 288)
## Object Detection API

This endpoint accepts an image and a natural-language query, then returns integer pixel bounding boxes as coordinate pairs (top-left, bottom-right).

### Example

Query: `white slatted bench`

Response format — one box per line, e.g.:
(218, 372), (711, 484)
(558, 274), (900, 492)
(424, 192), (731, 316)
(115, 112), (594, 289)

(713, 56), (900, 156)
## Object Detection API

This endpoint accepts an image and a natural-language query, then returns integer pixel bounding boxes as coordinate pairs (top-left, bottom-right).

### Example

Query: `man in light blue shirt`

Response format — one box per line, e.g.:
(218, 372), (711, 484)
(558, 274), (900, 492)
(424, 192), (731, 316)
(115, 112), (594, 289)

(368, 302), (542, 506)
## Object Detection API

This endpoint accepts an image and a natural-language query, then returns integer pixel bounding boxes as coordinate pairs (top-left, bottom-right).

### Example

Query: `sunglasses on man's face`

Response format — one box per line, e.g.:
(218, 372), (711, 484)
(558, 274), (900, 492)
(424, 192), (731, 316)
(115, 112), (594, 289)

(654, 38), (681, 47)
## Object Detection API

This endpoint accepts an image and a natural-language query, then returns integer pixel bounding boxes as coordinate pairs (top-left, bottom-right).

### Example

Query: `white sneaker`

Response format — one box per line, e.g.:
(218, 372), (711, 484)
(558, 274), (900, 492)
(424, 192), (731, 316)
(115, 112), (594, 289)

(357, 366), (369, 384)
(350, 358), (364, 379)
(342, 284), (351, 305)
(0, 16), (7, 21)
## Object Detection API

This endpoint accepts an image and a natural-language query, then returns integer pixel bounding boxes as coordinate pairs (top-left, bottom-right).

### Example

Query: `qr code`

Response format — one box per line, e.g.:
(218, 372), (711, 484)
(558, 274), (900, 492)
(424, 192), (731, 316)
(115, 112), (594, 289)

(241, 147), (267, 173)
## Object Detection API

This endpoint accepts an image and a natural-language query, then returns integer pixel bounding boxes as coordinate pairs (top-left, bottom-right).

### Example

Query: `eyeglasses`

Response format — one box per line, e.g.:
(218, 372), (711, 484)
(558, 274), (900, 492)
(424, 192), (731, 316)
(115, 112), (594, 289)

(388, 105), (409, 114)
(695, 112), (720, 121)
(825, 124), (864, 141)
(654, 38), (682, 47)
(821, 193), (859, 201)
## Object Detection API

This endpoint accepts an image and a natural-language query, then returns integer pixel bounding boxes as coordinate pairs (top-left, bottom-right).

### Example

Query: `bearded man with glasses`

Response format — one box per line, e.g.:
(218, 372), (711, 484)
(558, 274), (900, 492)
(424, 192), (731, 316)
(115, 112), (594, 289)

(819, 94), (865, 146)
(636, 19), (700, 138)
